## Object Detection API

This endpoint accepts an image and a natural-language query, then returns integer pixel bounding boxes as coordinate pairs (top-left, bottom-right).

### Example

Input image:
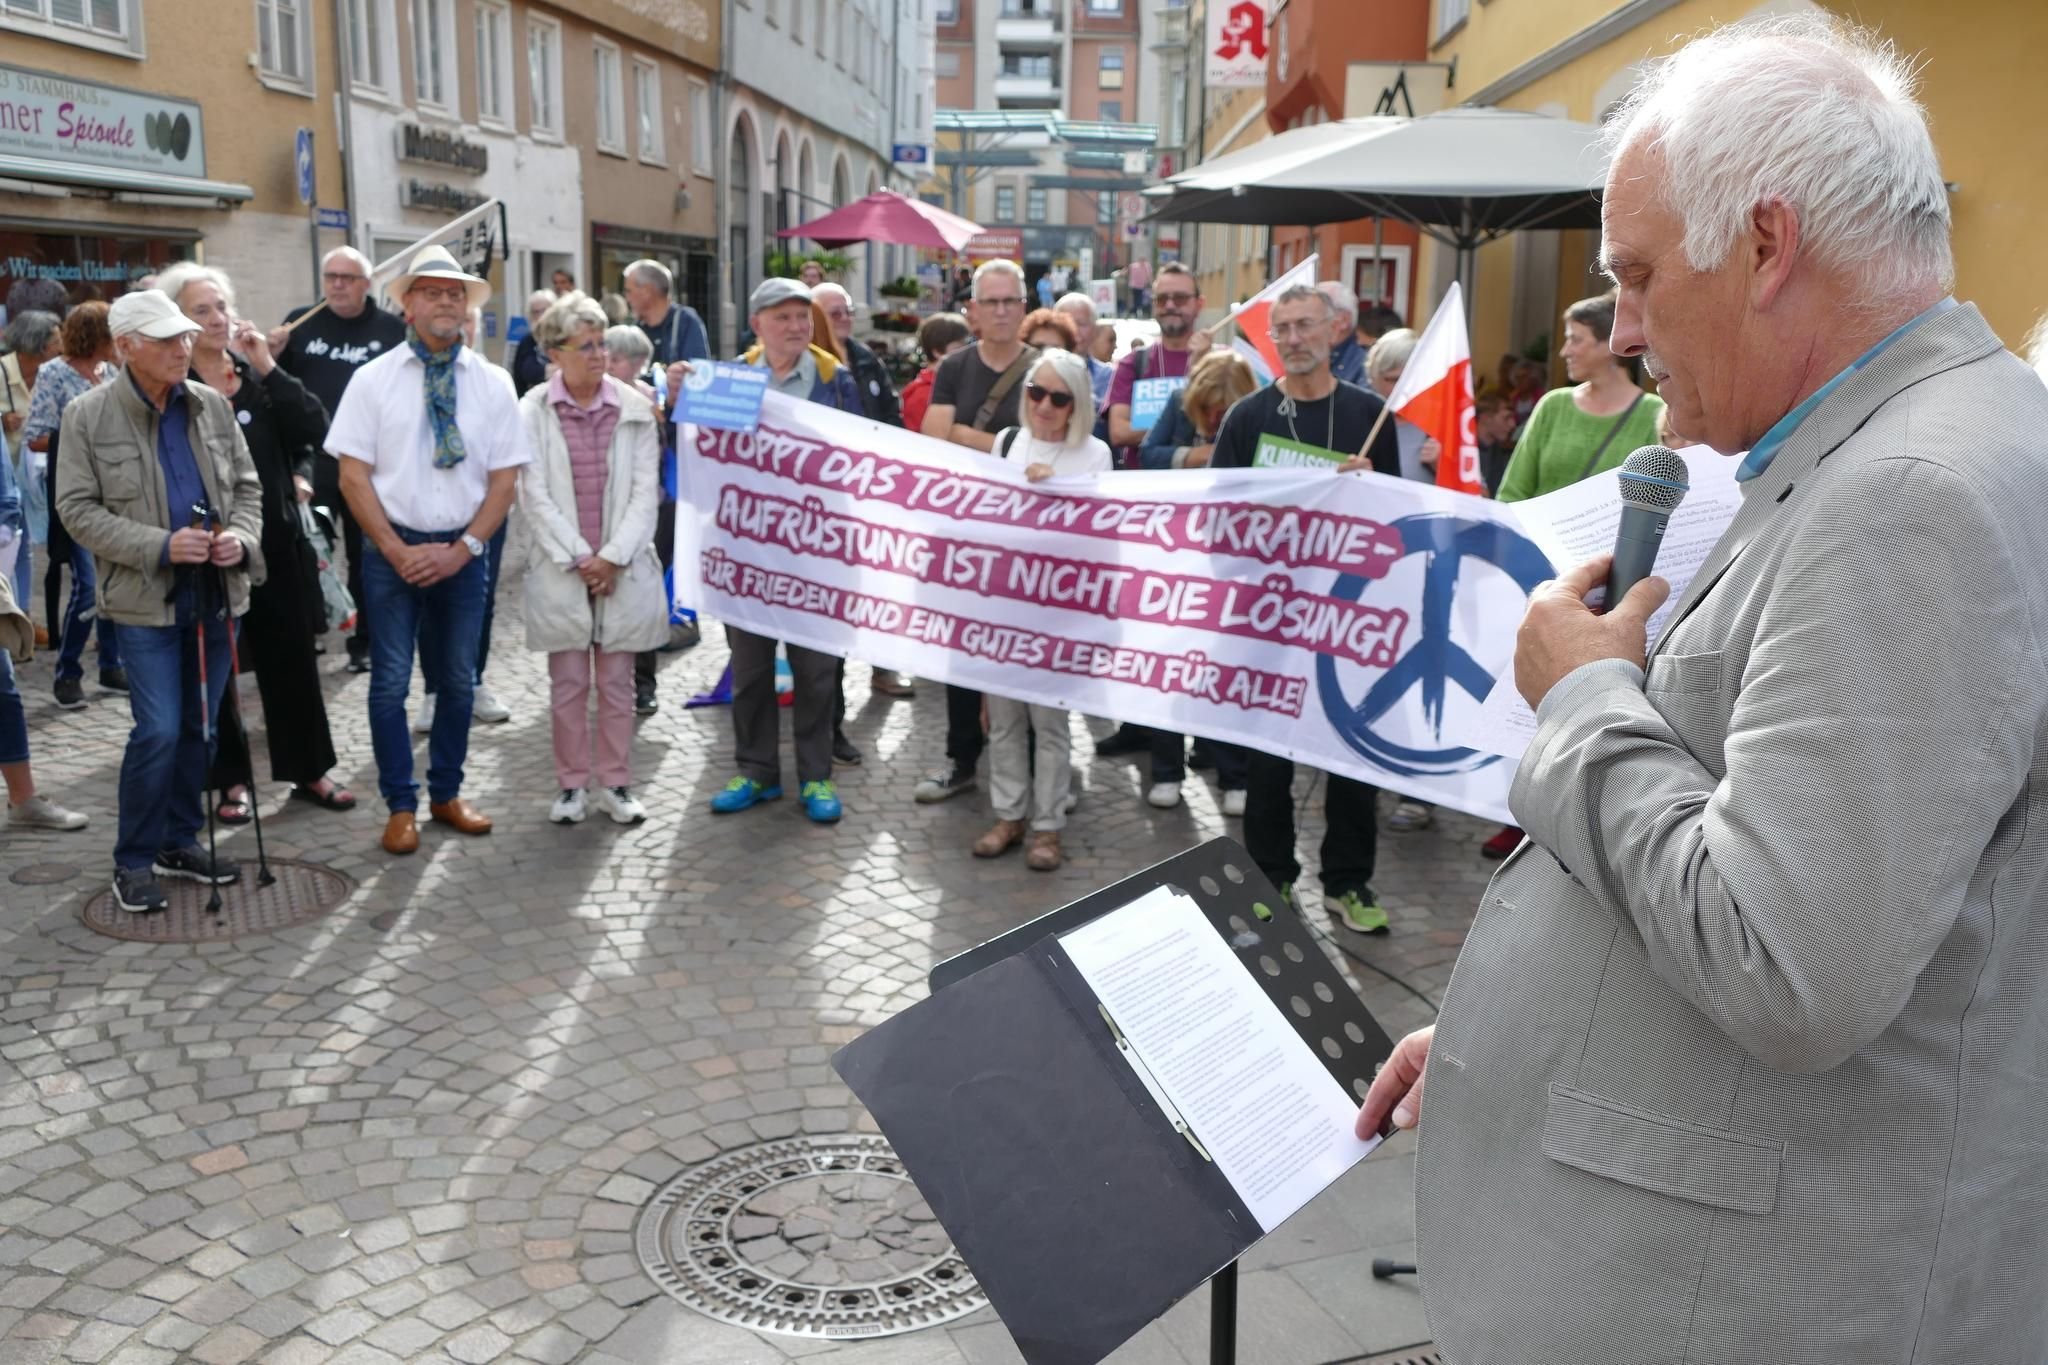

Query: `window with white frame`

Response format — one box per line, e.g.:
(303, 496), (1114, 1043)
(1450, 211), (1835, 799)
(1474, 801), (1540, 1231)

(1436, 0), (1469, 40)
(0, 0), (141, 55)
(256, 0), (311, 88)
(1098, 47), (1123, 89)
(345, 0), (393, 93)
(473, 0), (511, 125)
(1085, 0), (1121, 12)
(933, 0), (955, 21)
(935, 49), (959, 79)
(1026, 188), (1046, 223)
(410, 0), (453, 108)
(688, 78), (713, 175)
(632, 57), (663, 163)
(995, 185), (1016, 221)
(593, 39), (625, 154)
(526, 13), (562, 138)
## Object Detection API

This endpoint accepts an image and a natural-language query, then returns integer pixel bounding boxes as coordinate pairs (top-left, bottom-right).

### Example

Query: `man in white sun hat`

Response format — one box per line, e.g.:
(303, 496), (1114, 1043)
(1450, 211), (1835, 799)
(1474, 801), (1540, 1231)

(54, 290), (266, 914)
(326, 245), (529, 856)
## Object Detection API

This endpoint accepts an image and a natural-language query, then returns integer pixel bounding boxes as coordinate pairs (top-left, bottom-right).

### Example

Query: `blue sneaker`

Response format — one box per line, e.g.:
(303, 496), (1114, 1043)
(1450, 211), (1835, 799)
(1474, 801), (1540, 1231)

(800, 780), (842, 823)
(710, 776), (781, 813)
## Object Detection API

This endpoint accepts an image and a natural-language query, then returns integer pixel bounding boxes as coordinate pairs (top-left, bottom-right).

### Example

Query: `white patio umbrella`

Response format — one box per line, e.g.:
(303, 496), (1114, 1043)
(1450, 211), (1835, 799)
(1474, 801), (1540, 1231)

(1145, 107), (1610, 305)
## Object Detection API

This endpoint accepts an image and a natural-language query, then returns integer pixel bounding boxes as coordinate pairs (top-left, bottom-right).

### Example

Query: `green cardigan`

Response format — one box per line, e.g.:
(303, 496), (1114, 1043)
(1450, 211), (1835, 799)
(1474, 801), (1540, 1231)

(1496, 386), (1666, 503)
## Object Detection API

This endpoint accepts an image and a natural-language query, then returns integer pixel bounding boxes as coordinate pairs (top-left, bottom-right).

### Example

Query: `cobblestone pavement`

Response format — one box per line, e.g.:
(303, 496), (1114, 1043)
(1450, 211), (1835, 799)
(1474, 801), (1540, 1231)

(0, 575), (1503, 1365)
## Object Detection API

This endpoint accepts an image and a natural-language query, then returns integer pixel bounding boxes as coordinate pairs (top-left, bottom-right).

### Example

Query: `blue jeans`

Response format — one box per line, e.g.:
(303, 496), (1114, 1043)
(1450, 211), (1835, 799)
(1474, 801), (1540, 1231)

(55, 544), (120, 683)
(363, 528), (486, 812)
(422, 521), (504, 695)
(0, 649), (27, 766)
(113, 616), (232, 870)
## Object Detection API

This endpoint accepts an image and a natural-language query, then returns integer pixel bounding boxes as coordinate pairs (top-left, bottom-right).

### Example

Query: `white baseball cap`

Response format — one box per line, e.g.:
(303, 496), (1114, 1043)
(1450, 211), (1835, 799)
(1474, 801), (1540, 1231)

(108, 289), (201, 341)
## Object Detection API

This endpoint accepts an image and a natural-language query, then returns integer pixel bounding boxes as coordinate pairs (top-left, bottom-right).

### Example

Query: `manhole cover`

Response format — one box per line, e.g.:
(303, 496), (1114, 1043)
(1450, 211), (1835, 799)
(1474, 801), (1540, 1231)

(636, 1134), (987, 1340)
(79, 860), (354, 942)
(11, 863), (78, 886)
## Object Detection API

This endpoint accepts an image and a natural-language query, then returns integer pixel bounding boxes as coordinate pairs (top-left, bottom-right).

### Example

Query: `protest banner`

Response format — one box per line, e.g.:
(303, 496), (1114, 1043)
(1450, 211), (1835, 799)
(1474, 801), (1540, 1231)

(677, 394), (1607, 822)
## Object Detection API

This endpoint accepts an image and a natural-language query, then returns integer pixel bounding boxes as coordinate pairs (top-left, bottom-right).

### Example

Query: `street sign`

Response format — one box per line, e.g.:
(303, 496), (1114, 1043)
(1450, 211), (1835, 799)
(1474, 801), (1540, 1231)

(1122, 151), (1148, 175)
(1077, 247), (1094, 288)
(315, 207), (350, 230)
(294, 128), (314, 206)
(1125, 222), (1142, 238)
(1119, 192), (1144, 223)
(892, 143), (930, 167)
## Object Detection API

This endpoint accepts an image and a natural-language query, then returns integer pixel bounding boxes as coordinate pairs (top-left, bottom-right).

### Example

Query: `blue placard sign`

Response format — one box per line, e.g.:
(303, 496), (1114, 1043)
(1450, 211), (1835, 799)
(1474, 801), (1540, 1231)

(1129, 376), (1185, 433)
(677, 361), (770, 433)
(294, 128), (315, 205)
(315, 207), (350, 230)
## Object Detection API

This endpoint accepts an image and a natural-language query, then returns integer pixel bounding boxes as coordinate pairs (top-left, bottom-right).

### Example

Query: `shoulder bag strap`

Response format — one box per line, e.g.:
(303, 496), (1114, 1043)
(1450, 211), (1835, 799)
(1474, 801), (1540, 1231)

(973, 348), (1037, 431)
(1576, 391), (1647, 483)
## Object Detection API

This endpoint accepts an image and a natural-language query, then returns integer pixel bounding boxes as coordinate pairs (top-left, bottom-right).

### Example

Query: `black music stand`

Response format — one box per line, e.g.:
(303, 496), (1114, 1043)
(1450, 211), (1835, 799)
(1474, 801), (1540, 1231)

(835, 837), (1395, 1365)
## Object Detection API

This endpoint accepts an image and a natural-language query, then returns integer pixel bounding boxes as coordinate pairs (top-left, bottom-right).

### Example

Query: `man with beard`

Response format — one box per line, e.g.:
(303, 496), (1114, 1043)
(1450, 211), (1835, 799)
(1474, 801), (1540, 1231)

(1104, 261), (1210, 470)
(1210, 284), (1401, 933)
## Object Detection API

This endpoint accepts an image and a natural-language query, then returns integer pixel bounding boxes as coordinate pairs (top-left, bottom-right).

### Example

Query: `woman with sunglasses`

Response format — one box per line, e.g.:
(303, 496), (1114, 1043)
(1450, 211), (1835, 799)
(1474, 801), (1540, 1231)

(972, 349), (1111, 871)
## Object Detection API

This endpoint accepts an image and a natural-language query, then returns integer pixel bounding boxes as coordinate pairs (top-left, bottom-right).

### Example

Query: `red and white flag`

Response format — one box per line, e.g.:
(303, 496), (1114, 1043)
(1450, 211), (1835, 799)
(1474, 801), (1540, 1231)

(1226, 254), (1320, 384)
(1386, 282), (1483, 496)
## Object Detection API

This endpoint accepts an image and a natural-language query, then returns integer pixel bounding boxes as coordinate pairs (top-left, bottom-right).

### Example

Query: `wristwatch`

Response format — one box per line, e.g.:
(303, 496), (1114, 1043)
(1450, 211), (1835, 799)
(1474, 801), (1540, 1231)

(460, 533), (485, 558)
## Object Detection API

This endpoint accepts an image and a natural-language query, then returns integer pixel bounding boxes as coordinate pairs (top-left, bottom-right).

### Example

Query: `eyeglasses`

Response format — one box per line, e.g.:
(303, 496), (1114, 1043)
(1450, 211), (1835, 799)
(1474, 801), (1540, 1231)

(410, 284), (469, 304)
(1269, 320), (1326, 339)
(553, 341), (605, 357)
(1025, 384), (1074, 410)
(323, 272), (369, 284)
(976, 296), (1025, 310)
(1153, 292), (1197, 307)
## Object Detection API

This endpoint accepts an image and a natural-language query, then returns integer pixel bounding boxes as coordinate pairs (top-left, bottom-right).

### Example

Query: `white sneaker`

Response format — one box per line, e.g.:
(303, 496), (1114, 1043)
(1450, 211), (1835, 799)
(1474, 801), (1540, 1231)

(413, 694), (437, 735)
(1146, 782), (1182, 809)
(1221, 789), (1247, 818)
(596, 786), (646, 825)
(472, 686), (511, 724)
(549, 789), (586, 824)
(8, 794), (89, 831)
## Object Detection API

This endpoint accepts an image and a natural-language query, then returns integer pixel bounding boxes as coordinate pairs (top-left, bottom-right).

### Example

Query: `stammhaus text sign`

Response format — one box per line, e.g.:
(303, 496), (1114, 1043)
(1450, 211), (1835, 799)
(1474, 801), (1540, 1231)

(396, 123), (488, 174)
(0, 62), (207, 178)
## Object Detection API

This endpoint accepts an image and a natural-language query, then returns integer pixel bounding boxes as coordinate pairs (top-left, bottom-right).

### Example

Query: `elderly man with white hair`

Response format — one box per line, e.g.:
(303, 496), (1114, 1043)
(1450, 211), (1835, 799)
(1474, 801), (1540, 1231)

(1315, 279), (1365, 386)
(1358, 16), (2048, 1361)
(813, 282), (901, 426)
(273, 245), (407, 673)
(1053, 292), (1113, 411)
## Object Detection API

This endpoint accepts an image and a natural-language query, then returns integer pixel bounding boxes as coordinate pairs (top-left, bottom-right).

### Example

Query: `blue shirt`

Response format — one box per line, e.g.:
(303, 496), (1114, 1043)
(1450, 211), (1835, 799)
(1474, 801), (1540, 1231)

(137, 376), (215, 617)
(1331, 335), (1368, 388)
(1736, 299), (1957, 481)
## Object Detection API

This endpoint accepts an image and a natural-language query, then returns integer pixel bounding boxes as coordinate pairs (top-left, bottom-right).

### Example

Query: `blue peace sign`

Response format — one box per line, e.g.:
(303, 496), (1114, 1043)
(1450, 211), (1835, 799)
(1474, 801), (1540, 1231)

(1317, 512), (1552, 779)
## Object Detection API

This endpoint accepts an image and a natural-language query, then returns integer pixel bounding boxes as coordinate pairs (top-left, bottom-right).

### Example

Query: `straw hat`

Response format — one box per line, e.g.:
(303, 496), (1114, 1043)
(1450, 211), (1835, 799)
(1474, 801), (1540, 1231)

(387, 244), (492, 308)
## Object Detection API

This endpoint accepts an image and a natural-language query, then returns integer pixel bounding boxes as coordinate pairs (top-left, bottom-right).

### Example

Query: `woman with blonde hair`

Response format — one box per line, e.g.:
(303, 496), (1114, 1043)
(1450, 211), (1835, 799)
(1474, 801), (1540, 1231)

(973, 349), (1111, 871)
(1140, 349), (1256, 471)
(517, 293), (669, 826)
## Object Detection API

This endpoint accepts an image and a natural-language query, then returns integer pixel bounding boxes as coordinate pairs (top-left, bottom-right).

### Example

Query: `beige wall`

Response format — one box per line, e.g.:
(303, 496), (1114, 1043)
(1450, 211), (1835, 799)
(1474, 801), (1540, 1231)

(1424, 0), (2048, 362)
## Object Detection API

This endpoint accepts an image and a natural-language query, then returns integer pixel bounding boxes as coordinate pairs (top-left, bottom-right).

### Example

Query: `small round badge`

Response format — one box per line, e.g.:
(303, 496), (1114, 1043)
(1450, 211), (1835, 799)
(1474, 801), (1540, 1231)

(237, 409), (253, 425)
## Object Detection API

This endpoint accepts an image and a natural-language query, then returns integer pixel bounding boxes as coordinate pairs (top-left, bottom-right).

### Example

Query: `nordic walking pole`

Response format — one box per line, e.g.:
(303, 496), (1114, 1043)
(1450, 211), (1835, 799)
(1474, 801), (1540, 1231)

(190, 507), (224, 914)
(217, 563), (275, 887)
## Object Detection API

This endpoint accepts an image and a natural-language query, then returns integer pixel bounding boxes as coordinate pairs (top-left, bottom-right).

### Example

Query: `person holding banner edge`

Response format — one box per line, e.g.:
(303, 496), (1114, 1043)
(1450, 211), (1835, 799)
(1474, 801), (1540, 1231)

(1214, 284), (1402, 934)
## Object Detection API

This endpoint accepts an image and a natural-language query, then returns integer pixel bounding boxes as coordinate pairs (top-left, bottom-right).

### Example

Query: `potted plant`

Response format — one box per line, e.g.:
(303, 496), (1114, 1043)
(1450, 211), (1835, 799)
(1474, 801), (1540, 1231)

(877, 275), (922, 300)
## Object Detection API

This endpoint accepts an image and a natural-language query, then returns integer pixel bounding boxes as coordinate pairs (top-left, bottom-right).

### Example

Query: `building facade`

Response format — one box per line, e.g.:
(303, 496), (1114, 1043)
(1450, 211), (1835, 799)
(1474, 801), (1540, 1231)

(1423, 0), (2048, 368)
(0, 0), (349, 327)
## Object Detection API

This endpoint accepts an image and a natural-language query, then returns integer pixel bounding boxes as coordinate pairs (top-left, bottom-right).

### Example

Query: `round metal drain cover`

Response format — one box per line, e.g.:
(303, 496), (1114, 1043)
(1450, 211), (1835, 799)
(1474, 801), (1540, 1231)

(80, 860), (354, 942)
(11, 863), (78, 886)
(636, 1134), (987, 1341)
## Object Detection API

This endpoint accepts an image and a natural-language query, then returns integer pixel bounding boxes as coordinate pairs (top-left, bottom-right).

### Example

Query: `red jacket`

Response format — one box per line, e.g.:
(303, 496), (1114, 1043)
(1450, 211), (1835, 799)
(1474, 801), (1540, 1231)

(901, 365), (937, 434)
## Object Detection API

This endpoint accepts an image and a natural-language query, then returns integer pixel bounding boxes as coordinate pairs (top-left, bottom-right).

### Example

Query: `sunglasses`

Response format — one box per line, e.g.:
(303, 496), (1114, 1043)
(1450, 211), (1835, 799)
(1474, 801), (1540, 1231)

(1025, 384), (1073, 409)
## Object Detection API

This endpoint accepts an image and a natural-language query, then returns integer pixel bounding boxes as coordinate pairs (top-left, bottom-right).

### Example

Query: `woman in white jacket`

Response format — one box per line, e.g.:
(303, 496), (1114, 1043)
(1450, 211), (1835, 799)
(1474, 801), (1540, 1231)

(517, 293), (669, 825)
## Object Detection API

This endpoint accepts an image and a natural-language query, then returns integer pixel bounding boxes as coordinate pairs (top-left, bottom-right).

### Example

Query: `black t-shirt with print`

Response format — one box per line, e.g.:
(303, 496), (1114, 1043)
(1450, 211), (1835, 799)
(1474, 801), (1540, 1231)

(277, 302), (408, 423)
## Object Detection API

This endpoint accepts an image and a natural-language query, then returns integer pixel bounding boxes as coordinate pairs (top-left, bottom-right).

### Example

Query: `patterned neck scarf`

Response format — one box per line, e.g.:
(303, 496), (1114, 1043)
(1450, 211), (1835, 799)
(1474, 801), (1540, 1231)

(406, 326), (467, 470)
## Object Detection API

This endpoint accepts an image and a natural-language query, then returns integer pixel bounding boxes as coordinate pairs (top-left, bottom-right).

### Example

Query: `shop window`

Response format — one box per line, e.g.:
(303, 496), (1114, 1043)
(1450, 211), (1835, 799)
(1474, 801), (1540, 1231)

(0, 0), (140, 56)
(594, 40), (625, 155)
(633, 57), (663, 164)
(526, 13), (562, 139)
(256, 0), (312, 90)
(410, 0), (455, 110)
(474, 1), (511, 126)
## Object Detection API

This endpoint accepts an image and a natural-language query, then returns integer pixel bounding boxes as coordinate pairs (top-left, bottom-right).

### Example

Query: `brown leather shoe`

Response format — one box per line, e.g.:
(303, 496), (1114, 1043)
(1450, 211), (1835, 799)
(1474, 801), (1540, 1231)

(972, 818), (1026, 858)
(1026, 830), (1062, 871)
(381, 811), (419, 855)
(429, 799), (493, 835)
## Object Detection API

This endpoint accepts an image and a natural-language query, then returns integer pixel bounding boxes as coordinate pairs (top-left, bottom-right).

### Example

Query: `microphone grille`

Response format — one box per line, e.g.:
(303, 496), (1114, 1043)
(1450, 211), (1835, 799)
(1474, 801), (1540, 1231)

(1616, 445), (1690, 512)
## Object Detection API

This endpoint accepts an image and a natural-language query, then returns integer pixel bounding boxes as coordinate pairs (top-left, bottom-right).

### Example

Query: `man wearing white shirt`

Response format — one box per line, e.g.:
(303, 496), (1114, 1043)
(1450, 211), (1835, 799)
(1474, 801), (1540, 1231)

(327, 247), (529, 855)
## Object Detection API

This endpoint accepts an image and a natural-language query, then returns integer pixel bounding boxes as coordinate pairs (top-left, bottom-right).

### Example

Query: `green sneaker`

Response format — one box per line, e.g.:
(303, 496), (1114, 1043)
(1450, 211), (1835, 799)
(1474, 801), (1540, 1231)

(1327, 887), (1388, 935)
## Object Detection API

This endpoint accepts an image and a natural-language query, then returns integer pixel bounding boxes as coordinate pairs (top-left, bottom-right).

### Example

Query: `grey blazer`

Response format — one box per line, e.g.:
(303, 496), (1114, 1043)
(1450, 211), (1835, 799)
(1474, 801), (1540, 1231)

(1417, 304), (2048, 1364)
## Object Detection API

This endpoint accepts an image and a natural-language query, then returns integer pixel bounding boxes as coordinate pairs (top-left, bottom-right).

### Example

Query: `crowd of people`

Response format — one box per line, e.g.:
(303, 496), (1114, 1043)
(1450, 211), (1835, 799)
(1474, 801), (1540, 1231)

(0, 236), (1667, 927)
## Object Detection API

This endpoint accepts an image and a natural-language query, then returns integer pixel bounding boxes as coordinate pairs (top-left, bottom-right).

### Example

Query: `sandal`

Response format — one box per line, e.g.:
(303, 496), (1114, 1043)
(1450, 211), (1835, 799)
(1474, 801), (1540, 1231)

(290, 779), (358, 812)
(216, 788), (253, 825)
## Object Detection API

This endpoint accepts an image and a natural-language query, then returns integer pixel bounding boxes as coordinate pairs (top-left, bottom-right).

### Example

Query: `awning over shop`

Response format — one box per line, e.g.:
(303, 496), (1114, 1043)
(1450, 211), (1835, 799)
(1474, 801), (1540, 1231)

(0, 153), (253, 205)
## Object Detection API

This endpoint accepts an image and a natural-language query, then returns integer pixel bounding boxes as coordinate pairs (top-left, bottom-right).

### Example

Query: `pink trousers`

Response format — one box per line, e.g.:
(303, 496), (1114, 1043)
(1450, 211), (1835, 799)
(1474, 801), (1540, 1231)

(548, 647), (636, 790)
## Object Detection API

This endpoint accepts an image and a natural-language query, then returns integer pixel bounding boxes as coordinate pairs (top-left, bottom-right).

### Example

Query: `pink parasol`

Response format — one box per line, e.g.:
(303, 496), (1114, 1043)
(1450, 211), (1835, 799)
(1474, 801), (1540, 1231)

(777, 189), (985, 254)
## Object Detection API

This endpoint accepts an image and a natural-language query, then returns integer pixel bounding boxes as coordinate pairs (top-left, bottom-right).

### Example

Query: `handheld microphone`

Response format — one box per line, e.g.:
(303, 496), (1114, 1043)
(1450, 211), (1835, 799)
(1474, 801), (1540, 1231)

(1607, 445), (1690, 606)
